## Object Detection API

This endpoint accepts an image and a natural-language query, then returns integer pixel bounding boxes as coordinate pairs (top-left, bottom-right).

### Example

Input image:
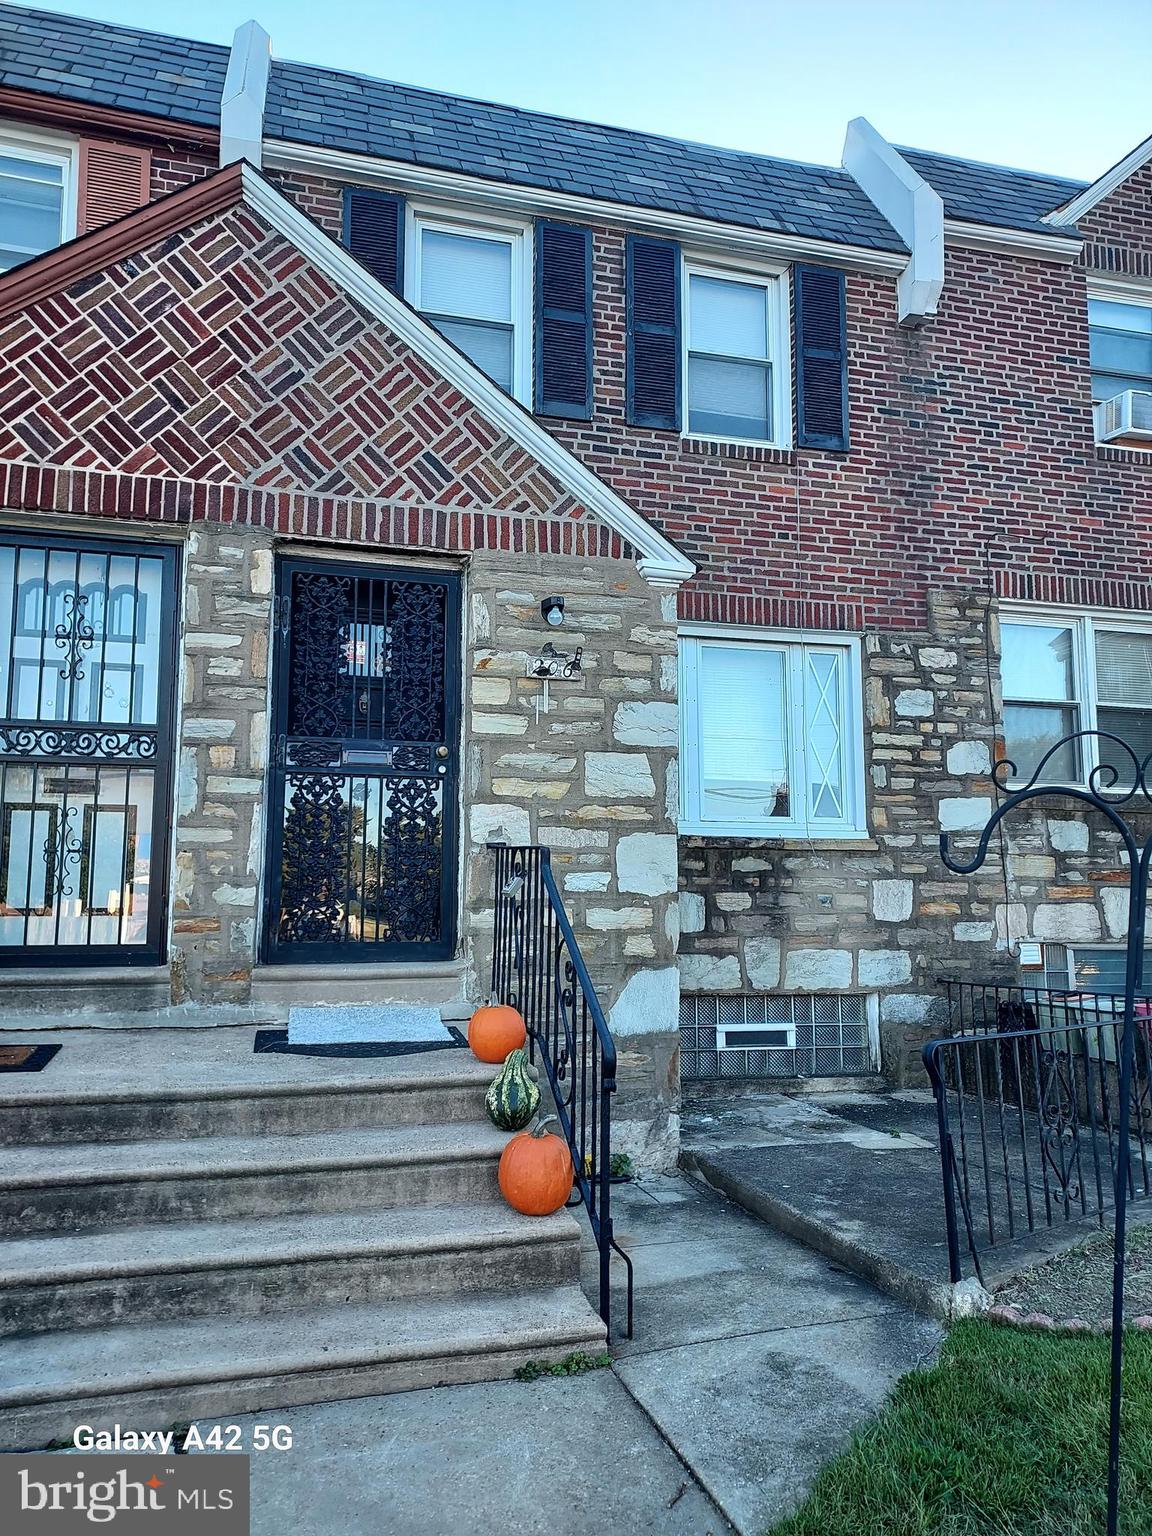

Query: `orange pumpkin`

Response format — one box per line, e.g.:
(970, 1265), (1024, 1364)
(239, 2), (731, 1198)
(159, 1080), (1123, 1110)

(498, 1116), (574, 1216)
(467, 1002), (527, 1064)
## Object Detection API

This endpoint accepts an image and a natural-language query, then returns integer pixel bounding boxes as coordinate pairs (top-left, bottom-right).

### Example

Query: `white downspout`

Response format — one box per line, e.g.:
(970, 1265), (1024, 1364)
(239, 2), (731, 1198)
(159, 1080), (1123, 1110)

(220, 19), (272, 169)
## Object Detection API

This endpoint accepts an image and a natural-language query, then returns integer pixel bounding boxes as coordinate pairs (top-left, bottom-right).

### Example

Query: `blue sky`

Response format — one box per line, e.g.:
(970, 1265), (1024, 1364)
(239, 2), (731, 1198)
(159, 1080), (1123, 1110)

(17, 0), (1152, 180)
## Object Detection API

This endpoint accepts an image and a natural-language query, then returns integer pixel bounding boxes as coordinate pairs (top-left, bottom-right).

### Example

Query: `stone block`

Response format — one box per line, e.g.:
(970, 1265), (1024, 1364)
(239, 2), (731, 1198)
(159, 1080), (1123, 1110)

(872, 879), (914, 922)
(679, 952), (742, 991)
(858, 948), (912, 986)
(783, 948), (853, 991)
(1032, 903), (1102, 942)
(745, 935), (782, 989)
(615, 832), (678, 896)
(920, 647), (957, 669)
(938, 796), (993, 832)
(471, 712), (528, 736)
(585, 907), (652, 931)
(715, 891), (752, 912)
(954, 921), (995, 942)
(472, 676), (511, 705)
(947, 740), (991, 775)
(609, 966), (679, 1036)
(1048, 818), (1090, 853)
(584, 752), (656, 799)
(895, 689), (934, 718)
(679, 892), (706, 934)
(491, 778), (570, 800)
(1102, 887), (1130, 939)
(881, 993), (938, 1024)
(564, 871), (611, 893)
(469, 803), (531, 847)
(612, 700), (678, 746)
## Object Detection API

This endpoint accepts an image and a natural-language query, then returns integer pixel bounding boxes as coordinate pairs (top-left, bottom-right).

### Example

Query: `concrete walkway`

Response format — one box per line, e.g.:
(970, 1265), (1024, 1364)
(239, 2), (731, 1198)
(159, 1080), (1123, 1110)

(191, 1172), (941, 1535)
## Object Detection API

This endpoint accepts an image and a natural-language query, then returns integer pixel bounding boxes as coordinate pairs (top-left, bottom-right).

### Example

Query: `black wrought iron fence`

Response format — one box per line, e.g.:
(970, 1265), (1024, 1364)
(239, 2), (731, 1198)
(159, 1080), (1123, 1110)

(489, 843), (633, 1338)
(924, 991), (1152, 1284)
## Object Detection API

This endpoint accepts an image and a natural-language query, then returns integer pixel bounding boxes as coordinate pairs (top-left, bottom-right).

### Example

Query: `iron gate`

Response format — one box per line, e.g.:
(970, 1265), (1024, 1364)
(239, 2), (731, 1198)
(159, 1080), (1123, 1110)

(0, 531), (179, 967)
(264, 559), (461, 964)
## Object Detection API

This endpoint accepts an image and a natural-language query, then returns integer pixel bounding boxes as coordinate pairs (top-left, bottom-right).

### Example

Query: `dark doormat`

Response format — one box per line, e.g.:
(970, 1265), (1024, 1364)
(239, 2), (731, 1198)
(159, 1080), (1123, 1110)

(253, 1028), (467, 1059)
(0, 1043), (62, 1073)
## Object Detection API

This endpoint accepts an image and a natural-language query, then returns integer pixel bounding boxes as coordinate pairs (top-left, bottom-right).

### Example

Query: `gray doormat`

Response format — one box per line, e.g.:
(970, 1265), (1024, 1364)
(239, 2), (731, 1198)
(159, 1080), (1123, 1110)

(254, 1028), (466, 1059)
(287, 1004), (451, 1045)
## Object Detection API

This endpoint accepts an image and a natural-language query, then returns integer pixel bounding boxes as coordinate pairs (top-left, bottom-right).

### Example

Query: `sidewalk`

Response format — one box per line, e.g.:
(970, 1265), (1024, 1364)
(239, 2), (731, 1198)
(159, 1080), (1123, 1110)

(193, 1171), (941, 1534)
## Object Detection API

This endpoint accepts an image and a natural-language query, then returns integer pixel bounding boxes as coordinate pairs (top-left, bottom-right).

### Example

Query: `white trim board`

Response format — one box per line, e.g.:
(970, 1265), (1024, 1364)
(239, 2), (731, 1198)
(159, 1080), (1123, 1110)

(1045, 135), (1152, 228)
(238, 165), (695, 588)
(943, 219), (1083, 264)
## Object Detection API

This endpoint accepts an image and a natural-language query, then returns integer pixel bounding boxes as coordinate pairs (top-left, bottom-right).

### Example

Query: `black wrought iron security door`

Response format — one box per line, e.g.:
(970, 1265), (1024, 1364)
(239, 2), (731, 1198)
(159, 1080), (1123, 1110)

(265, 560), (461, 964)
(0, 531), (178, 967)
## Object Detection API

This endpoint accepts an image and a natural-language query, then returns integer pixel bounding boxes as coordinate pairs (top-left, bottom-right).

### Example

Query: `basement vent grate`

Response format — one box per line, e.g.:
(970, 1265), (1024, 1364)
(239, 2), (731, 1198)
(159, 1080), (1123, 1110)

(680, 992), (869, 1080)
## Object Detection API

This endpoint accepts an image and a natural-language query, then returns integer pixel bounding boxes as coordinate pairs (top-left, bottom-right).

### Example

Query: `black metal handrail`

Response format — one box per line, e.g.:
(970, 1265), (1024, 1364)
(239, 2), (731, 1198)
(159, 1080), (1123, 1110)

(924, 1009), (1152, 1285)
(489, 843), (634, 1338)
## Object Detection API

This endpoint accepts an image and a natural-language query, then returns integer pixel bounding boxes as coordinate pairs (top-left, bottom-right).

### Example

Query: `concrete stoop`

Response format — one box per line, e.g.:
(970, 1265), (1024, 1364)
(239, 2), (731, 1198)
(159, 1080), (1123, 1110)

(0, 1045), (606, 1450)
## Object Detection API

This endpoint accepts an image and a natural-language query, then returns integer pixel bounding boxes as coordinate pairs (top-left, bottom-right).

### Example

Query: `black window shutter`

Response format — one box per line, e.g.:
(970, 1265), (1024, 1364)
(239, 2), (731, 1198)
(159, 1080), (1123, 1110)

(534, 221), (593, 419)
(343, 187), (405, 295)
(794, 264), (849, 451)
(626, 234), (681, 430)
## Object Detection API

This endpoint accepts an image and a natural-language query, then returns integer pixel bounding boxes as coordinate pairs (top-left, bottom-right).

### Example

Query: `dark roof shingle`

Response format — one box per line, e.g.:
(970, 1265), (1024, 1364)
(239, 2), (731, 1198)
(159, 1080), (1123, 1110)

(0, 4), (1087, 247)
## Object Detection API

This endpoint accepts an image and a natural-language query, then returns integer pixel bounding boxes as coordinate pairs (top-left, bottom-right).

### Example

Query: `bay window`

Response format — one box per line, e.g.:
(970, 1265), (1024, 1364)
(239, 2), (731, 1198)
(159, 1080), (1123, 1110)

(1000, 611), (1152, 782)
(684, 264), (788, 445)
(679, 629), (865, 837)
(406, 210), (530, 403)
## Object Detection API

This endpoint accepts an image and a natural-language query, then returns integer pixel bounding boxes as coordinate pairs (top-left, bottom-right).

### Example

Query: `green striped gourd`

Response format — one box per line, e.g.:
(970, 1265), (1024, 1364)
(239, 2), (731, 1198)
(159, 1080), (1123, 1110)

(485, 1047), (540, 1132)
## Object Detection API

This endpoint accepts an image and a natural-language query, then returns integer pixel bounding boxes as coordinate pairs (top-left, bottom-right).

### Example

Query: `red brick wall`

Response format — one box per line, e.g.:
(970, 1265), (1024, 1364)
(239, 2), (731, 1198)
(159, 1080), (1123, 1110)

(1079, 161), (1152, 276)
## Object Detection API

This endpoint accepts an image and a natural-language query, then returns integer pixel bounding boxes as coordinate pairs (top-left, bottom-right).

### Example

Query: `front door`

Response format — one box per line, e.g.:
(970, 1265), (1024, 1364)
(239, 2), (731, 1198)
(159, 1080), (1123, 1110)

(264, 559), (461, 964)
(0, 531), (179, 966)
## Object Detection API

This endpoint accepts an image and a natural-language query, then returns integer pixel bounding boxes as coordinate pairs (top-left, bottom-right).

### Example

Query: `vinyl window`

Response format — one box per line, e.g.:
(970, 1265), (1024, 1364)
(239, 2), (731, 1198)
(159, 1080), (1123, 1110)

(683, 264), (788, 445)
(1088, 297), (1152, 405)
(406, 210), (530, 403)
(1000, 609), (1152, 783)
(679, 628), (865, 837)
(0, 134), (73, 273)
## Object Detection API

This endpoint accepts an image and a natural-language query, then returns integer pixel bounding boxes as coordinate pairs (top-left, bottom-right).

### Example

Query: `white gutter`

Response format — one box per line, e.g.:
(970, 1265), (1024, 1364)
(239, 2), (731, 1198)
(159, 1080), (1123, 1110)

(220, 20), (271, 169)
(841, 117), (943, 327)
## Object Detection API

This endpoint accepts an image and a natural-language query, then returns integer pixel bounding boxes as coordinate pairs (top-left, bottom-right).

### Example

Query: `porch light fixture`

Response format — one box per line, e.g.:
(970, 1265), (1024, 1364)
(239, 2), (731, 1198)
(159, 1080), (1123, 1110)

(541, 595), (565, 627)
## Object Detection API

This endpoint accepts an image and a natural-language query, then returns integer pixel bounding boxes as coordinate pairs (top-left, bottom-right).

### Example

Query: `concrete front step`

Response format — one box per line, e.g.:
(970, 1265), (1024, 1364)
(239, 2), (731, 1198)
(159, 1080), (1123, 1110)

(0, 1285), (608, 1451)
(0, 1059), (494, 1145)
(0, 1123), (510, 1234)
(0, 1203), (582, 1334)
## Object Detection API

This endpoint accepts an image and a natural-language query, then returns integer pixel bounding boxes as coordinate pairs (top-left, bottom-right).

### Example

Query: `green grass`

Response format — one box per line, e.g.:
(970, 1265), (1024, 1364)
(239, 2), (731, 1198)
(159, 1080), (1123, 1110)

(771, 1320), (1152, 1536)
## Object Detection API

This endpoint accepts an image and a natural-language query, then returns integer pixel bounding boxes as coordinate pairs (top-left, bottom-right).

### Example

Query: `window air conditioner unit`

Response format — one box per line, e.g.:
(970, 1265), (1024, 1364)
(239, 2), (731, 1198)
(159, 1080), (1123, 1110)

(1095, 389), (1152, 443)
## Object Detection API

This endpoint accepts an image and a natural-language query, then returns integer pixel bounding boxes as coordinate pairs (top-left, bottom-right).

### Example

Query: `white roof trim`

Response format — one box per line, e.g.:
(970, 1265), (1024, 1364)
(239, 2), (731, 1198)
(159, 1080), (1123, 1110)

(261, 138), (910, 277)
(1044, 134), (1152, 227)
(220, 21), (271, 170)
(944, 218), (1083, 264)
(238, 166), (695, 588)
(841, 118), (942, 327)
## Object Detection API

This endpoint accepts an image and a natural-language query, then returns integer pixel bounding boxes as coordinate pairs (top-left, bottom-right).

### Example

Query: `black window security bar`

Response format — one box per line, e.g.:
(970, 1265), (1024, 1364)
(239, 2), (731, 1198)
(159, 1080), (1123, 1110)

(925, 985), (1152, 1289)
(0, 532), (178, 966)
(489, 843), (633, 1339)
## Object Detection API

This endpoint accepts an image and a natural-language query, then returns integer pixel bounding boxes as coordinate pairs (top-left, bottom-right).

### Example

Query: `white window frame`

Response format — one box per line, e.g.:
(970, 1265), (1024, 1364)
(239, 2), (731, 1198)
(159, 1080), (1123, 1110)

(404, 203), (532, 406)
(0, 119), (78, 266)
(1000, 603), (1152, 786)
(681, 254), (792, 450)
(1087, 276), (1152, 446)
(678, 623), (866, 839)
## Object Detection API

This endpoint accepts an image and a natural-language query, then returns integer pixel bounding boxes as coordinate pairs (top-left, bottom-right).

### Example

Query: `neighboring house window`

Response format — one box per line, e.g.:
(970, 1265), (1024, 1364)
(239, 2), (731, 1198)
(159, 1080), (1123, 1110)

(1088, 297), (1152, 404)
(1043, 944), (1152, 1000)
(0, 137), (72, 273)
(679, 628), (865, 837)
(406, 210), (530, 403)
(683, 265), (787, 444)
(1000, 611), (1152, 782)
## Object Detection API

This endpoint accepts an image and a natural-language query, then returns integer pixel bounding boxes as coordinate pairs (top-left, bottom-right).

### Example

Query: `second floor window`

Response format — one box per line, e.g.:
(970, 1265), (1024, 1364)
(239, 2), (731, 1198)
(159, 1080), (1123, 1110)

(407, 213), (530, 403)
(684, 268), (783, 443)
(0, 141), (70, 273)
(1088, 297), (1152, 405)
(1001, 611), (1152, 783)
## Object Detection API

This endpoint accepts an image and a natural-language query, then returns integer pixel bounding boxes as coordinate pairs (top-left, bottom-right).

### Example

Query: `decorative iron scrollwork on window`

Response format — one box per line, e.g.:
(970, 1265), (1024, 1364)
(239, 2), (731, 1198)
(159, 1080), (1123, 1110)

(278, 773), (349, 945)
(0, 726), (157, 760)
(53, 591), (96, 681)
(288, 572), (351, 740)
(378, 774), (443, 943)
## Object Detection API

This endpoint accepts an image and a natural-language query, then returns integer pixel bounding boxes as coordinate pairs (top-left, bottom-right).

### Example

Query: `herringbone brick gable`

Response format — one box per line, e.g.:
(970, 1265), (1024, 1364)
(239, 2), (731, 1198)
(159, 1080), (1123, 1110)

(0, 204), (610, 533)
